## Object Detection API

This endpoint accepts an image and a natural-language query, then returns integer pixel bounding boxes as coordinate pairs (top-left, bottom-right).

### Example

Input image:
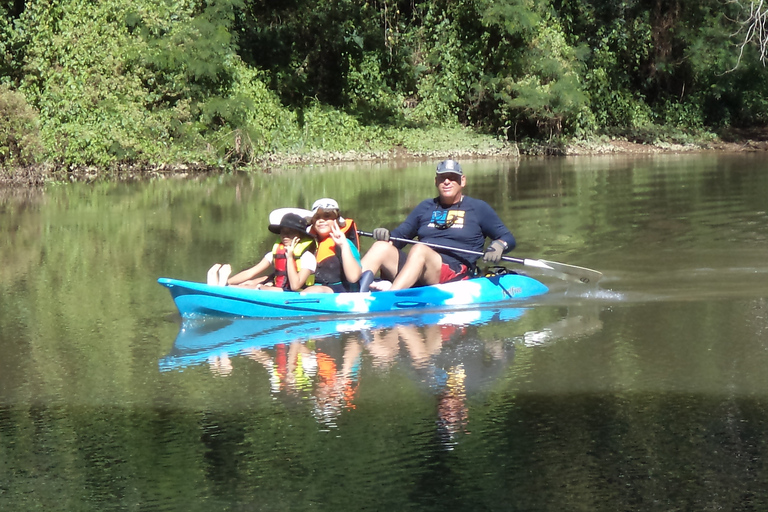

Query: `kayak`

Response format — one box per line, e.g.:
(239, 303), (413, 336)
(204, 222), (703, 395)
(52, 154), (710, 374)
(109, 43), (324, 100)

(157, 274), (548, 320)
(160, 307), (528, 371)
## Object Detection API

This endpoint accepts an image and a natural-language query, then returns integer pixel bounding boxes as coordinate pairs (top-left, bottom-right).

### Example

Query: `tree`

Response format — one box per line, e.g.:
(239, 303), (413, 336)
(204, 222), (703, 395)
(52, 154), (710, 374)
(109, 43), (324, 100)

(730, 0), (768, 68)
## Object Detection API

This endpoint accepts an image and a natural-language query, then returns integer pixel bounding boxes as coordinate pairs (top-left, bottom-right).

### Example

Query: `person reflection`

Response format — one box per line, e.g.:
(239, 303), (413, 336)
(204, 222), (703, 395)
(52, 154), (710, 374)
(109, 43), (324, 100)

(365, 323), (446, 370)
(245, 341), (317, 395)
(313, 337), (362, 426)
(363, 322), (502, 446)
(208, 352), (234, 377)
(244, 337), (363, 427)
(436, 364), (469, 447)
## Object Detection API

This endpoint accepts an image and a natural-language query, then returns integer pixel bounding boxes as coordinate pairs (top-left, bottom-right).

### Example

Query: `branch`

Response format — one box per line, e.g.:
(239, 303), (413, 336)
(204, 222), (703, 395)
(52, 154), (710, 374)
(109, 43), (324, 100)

(729, 0), (768, 70)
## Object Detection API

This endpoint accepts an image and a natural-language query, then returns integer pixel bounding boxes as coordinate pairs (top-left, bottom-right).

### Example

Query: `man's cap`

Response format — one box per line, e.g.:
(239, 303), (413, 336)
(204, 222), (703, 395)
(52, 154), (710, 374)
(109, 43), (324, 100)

(268, 212), (309, 235)
(436, 159), (463, 176)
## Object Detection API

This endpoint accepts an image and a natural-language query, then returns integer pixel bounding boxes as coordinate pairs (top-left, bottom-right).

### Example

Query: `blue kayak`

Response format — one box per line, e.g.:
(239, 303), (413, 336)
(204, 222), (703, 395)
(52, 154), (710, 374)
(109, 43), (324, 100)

(160, 307), (528, 371)
(158, 274), (548, 320)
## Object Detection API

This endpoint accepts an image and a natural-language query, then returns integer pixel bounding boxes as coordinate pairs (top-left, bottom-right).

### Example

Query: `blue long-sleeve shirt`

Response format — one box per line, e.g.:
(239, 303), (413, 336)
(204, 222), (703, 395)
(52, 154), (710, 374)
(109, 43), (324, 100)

(391, 196), (516, 269)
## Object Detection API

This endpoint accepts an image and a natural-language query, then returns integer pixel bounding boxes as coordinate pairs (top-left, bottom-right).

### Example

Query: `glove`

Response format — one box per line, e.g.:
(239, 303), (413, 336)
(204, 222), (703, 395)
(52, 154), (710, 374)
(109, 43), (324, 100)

(483, 240), (506, 263)
(373, 227), (390, 242)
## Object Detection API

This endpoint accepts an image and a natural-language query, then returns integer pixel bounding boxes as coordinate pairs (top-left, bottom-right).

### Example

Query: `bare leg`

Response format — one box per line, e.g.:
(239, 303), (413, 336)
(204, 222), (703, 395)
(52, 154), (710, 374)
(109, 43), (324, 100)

(259, 284), (285, 292)
(390, 244), (443, 290)
(207, 264), (222, 285)
(238, 275), (271, 288)
(361, 241), (401, 281)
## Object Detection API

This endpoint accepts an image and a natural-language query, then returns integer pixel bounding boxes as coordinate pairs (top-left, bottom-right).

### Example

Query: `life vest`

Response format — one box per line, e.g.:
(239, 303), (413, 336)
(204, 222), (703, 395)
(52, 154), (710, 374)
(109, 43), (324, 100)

(272, 238), (317, 290)
(314, 219), (359, 289)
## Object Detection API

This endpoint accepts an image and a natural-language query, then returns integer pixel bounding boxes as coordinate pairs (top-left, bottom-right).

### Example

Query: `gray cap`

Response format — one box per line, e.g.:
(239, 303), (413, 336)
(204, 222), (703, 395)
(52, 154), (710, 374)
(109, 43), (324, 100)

(436, 159), (463, 175)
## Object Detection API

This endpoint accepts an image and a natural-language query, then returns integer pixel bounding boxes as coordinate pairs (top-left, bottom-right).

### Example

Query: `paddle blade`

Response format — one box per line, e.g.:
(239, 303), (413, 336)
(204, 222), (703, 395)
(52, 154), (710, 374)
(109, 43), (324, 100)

(538, 259), (603, 285)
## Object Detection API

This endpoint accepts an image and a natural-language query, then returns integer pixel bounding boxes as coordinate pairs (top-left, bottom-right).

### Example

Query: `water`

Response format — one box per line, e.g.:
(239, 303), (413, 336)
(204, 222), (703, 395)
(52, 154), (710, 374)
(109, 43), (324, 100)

(1, 154), (768, 510)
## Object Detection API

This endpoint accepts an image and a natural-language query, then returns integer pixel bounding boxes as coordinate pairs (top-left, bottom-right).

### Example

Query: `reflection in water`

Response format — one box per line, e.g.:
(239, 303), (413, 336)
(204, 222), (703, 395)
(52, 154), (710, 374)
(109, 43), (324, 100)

(161, 306), (603, 443)
(243, 338), (362, 428)
(437, 364), (468, 447)
(521, 306), (603, 347)
(208, 353), (234, 376)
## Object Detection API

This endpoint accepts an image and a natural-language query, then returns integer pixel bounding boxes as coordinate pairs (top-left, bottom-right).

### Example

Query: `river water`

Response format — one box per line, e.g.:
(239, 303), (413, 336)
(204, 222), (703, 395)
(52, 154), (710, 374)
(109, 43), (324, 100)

(1, 153), (768, 510)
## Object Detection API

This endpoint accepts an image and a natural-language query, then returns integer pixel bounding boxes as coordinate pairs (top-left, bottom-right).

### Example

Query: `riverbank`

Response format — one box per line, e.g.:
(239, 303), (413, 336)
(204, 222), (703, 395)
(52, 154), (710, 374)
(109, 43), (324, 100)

(3, 130), (768, 187)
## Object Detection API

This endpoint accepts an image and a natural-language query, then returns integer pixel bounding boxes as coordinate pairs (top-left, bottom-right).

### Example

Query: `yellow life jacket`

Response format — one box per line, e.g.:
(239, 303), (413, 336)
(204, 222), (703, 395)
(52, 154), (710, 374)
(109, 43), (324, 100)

(271, 238), (317, 289)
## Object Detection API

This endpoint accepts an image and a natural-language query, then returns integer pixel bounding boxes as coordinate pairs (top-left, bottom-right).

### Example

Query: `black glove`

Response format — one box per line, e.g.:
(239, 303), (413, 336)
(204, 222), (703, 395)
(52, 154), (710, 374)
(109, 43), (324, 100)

(483, 240), (506, 263)
(373, 227), (390, 242)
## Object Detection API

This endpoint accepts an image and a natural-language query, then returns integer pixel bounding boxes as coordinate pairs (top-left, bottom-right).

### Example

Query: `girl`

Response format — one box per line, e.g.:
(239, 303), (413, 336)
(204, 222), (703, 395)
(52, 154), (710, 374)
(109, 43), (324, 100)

(302, 198), (362, 293)
(208, 212), (317, 291)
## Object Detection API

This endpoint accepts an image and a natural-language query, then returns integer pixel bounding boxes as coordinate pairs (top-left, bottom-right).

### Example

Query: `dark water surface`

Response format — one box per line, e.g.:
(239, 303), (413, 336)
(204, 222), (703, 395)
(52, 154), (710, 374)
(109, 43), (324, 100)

(2, 154), (768, 510)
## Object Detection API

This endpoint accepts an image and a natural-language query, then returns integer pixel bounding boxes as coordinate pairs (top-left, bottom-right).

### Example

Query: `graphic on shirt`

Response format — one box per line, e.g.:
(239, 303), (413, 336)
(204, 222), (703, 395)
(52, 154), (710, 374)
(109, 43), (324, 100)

(429, 209), (465, 230)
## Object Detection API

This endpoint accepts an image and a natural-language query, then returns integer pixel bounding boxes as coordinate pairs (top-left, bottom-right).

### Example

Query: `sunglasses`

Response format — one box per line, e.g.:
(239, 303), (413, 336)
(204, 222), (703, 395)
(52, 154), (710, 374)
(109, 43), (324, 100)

(436, 173), (462, 183)
(434, 216), (456, 230)
(315, 210), (339, 220)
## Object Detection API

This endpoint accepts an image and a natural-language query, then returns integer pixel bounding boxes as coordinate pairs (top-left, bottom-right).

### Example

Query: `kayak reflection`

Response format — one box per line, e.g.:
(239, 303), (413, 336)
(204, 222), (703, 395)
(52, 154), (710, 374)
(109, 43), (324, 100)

(161, 306), (602, 441)
(160, 308), (528, 372)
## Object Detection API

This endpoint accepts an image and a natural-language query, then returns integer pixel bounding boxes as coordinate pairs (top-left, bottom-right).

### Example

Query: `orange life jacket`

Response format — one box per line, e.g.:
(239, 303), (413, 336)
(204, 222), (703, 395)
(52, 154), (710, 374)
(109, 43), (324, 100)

(314, 219), (359, 289)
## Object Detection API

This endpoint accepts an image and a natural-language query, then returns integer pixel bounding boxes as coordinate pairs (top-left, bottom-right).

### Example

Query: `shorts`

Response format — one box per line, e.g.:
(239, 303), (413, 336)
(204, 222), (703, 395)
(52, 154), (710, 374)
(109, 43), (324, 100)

(326, 282), (349, 293)
(439, 262), (471, 283)
(395, 248), (471, 284)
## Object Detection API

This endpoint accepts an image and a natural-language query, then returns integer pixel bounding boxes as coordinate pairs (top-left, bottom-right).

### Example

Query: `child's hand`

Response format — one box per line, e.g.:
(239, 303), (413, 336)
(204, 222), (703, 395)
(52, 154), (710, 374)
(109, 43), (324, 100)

(330, 221), (347, 246)
(285, 236), (300, 256)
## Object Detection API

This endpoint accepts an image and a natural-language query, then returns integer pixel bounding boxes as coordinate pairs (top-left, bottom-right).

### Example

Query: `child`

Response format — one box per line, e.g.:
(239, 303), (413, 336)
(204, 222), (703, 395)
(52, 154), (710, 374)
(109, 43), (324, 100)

(302, 198), (362, 293)
(208, 212), (317, 291)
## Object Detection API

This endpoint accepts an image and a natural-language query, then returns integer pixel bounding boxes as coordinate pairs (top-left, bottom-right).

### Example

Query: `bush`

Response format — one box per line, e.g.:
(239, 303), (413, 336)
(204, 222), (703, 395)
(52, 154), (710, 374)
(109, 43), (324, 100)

(0, 85), (43, 168)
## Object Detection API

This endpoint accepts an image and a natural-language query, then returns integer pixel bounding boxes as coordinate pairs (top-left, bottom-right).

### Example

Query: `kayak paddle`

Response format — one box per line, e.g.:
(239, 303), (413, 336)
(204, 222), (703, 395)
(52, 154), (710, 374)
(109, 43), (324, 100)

(357, 230), (602, 285)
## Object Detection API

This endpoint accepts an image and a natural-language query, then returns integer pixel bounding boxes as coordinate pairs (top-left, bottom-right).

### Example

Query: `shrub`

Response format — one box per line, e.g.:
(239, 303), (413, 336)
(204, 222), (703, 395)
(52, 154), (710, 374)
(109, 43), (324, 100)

(0, 85), (43, 168)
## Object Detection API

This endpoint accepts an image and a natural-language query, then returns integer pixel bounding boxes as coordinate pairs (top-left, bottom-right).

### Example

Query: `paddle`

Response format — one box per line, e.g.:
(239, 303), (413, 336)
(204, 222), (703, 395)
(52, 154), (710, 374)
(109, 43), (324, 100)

(357, 230), (602, 284)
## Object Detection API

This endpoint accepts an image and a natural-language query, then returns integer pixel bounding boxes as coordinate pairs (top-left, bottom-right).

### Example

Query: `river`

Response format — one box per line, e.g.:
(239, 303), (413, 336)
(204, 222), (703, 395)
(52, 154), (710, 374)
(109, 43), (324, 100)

(1, 153), (768, 510)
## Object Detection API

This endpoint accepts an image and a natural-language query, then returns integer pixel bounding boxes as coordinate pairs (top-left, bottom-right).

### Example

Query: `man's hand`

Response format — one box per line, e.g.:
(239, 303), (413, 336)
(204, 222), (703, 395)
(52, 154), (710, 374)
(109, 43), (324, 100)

(373, 227), (390, 242)
(483, 240), (506, 263)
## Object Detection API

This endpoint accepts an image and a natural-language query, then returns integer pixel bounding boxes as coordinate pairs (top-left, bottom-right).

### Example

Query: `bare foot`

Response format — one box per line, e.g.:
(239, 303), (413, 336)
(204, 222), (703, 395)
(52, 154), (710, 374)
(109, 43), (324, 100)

(369, 280), (393, 291)
(207, 264), (222, 285)
(218, 264), (232, 286)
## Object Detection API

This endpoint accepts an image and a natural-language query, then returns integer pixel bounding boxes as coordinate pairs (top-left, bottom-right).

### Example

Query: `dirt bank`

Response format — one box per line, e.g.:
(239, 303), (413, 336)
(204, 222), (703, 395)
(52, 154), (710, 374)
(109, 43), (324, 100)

(3, 131), (768, 187)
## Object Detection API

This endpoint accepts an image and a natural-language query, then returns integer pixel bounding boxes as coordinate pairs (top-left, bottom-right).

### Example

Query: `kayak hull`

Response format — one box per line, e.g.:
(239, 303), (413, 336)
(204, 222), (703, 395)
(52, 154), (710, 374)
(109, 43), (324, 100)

(158, 274), (548, 320)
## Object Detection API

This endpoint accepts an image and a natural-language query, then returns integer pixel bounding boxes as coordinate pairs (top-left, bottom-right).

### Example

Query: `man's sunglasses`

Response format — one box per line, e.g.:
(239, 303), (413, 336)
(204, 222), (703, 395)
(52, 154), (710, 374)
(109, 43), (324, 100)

(436, 173), (462, 183)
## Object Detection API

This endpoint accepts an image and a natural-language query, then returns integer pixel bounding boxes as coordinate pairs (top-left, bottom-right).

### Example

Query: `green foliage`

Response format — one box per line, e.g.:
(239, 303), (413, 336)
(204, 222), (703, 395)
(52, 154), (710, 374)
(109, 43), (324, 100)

(14, 0), (190, 165)
(486, 17), (590, 139)
(294, 101), (387, 153)
(408, 14), (467, 124)
(236, 0), (372, 108)
(0, 4), (11, 82)
(345, 52), (405, 124)
(2, 0), (768, 173)
(0, 84), (43, 168)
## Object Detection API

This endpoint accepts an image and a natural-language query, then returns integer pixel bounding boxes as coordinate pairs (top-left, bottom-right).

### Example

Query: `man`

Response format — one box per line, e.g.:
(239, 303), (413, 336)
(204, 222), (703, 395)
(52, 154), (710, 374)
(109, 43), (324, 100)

(360, 159), (516, 291)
